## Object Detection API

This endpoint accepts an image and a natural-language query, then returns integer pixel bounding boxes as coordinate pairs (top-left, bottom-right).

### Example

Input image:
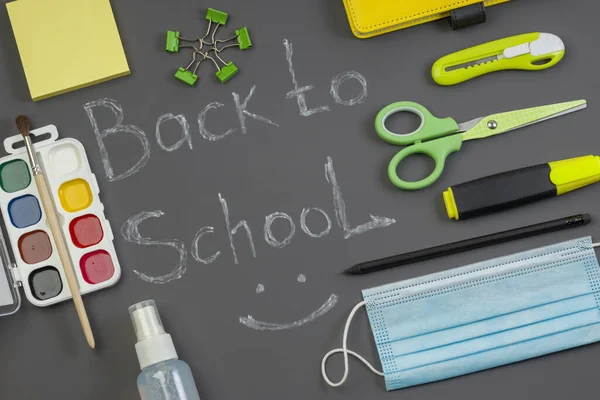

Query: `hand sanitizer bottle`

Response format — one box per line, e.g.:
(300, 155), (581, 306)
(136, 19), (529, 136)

(129, 300), (201, 400)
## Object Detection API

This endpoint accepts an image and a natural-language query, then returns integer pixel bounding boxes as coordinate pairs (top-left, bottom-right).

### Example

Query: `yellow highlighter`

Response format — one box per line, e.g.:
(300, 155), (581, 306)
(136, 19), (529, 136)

(443, 155), (600, 220)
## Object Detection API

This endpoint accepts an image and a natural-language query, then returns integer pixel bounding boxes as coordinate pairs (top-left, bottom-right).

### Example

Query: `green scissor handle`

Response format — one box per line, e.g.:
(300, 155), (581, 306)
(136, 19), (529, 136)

(375, 101), (460, 145)
(388, 134), (463, 190)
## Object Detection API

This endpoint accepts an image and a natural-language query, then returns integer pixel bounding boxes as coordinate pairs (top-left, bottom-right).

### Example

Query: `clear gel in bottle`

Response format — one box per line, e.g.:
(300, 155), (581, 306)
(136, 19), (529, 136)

(130, 300), (201, 400)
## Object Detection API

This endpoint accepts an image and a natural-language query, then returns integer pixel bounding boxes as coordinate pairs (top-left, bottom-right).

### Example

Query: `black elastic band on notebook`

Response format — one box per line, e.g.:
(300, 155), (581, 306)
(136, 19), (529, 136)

(450, 2), (487, 30)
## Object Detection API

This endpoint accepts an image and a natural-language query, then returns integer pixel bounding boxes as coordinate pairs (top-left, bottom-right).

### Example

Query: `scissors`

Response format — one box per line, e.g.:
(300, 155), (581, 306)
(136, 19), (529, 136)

(375, 100), (587, 190)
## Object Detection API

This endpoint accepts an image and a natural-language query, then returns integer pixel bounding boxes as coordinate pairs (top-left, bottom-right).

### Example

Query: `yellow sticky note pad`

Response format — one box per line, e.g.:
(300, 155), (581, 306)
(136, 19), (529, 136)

(6, 0), (130, 101)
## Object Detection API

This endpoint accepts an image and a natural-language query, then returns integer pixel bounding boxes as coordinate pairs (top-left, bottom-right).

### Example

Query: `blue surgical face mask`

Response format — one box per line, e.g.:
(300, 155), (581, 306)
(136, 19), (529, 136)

(322, 237), (600, 391)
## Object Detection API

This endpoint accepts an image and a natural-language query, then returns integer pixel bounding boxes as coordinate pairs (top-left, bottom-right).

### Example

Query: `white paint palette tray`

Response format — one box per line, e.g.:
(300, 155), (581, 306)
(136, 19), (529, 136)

(0, 125), (120, 315)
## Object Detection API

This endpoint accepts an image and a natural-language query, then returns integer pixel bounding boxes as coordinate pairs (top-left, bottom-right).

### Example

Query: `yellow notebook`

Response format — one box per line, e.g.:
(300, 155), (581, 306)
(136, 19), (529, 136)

(343, 0), (510, 39)
(6, 0), (130, 101)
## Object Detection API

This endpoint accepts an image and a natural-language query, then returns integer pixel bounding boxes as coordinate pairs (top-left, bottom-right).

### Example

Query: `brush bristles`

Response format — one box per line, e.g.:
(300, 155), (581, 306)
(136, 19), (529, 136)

(15, 115), (30, 137)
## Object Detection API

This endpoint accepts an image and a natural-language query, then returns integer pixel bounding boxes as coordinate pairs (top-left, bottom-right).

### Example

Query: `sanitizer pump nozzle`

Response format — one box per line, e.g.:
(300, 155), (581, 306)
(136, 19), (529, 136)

(129, 300), (201, 400)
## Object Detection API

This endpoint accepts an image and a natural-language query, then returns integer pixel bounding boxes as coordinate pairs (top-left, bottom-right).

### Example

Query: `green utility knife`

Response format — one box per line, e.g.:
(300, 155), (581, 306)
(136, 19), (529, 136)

(432, 32), (565, 86)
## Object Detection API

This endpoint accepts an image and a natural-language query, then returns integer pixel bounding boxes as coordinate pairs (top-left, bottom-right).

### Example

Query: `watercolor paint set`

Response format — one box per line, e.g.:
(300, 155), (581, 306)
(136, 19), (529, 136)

(0, 125), (120, 316)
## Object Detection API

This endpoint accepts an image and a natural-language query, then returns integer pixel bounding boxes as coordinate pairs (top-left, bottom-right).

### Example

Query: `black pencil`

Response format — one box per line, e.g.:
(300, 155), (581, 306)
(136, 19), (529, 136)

(345, 214), (591, 275)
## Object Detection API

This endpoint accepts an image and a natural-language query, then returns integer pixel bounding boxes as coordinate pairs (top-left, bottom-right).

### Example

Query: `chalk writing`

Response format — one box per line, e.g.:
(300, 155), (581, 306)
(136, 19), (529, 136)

(219, 193), (257, 265)
(233, 85), (279, 134)
(84, 98), (150, 182)
(191, 226), (220, 264)
(198, 102), (236, 141)
(155, 113), (192, 152)
(300, 207), (332, 238)
(86, 36), (393, 334)
(121, 211), (187, 284)
(122, 157), (395, 276)
(283, 39), (330, 117)
(86, 41), (370, 181)
(239, 294), (339, 331)
(325, 157), (396, 239)
(264, 212), (296, 249)
(330, 71), (368, 106)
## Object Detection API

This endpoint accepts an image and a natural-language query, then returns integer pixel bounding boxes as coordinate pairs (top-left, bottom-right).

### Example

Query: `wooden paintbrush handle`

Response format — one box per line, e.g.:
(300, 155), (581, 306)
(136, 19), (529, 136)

(34, 174), (95, 349)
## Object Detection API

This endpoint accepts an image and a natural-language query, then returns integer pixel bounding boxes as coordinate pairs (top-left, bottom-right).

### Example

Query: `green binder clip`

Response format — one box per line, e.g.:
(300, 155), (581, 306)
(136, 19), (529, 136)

(236, 27), (252, 50)
(166, 8), (251, 87)
(175, 67), (198, 86)
(166, 31), (180, 53)
(216, 62), (238, 83)
(206, 8), (228, 25)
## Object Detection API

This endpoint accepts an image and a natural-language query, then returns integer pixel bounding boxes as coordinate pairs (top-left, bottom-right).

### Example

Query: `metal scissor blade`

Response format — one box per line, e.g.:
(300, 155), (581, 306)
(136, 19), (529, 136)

(461, 100), (588, 142)
(457, 117), (484, 132)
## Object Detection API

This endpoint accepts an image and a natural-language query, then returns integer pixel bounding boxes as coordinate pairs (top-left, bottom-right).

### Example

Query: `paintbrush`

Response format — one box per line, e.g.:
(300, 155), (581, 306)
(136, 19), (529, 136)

(16, 116), (95, 349)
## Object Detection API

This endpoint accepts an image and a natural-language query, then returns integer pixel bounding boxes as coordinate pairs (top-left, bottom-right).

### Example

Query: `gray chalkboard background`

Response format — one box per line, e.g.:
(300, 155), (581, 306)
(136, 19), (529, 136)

(1, 0), (600, 398)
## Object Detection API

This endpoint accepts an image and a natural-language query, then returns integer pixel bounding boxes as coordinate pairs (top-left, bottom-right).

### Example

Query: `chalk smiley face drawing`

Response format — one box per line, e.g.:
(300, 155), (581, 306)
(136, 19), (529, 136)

(239, 274), (339, 331)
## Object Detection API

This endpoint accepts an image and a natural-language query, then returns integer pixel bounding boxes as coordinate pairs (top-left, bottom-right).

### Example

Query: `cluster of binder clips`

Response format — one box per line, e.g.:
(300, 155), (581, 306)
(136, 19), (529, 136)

(165, 8), (252, 86)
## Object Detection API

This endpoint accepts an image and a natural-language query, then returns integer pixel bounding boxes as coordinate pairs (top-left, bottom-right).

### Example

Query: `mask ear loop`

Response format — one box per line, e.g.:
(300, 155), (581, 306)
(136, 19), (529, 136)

(321, 301), (384, 387)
